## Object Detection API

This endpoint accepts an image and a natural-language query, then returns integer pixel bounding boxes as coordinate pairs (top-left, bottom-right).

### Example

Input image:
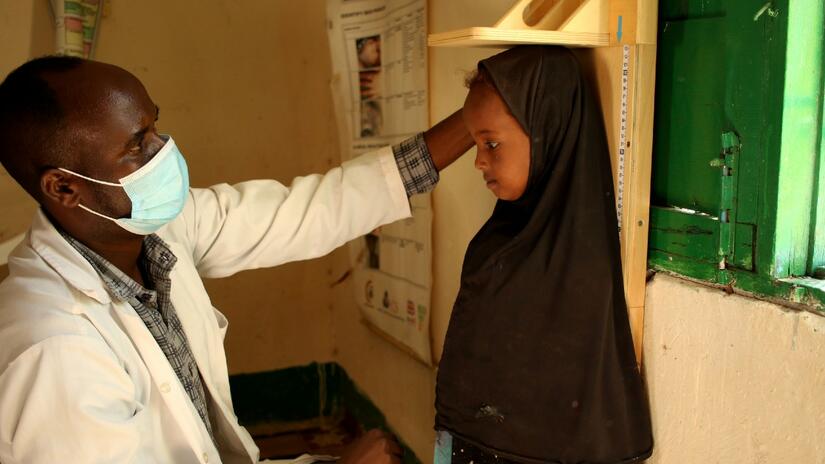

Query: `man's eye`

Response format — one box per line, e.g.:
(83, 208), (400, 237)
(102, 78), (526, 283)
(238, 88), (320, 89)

(126, 144), (151, 162)
(485, 141), (500, 150)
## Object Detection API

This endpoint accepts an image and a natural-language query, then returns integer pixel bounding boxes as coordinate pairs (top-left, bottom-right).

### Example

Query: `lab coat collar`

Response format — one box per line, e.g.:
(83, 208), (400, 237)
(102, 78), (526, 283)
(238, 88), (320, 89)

(28, 208), (113, 305)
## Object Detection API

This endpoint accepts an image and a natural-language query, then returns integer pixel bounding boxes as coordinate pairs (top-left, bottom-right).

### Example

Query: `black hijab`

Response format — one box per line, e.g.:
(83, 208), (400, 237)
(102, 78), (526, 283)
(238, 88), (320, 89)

(435, 46), (653, 464)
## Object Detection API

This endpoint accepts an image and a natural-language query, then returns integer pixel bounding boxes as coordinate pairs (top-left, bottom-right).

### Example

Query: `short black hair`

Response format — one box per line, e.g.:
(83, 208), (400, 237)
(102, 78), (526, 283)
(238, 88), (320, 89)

(464, 67), (493, 89)
(0, 55), (84, 198)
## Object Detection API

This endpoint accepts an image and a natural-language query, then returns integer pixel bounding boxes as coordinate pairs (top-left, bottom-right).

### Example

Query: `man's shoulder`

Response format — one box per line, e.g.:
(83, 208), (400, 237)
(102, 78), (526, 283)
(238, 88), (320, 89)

(0, 247), (100, 372)
(0, 241), (77, 307)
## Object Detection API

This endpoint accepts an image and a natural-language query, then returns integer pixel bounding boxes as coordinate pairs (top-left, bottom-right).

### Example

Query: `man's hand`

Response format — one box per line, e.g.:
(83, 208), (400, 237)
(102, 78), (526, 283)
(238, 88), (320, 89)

(423, 109), (474, 171)
(338, 429), (403, 464)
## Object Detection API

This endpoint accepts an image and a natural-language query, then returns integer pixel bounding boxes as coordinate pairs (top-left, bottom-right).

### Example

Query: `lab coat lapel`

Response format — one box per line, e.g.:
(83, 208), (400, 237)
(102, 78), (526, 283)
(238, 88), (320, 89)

(165, 241), (253, 458)
(107, 299), (213, 457)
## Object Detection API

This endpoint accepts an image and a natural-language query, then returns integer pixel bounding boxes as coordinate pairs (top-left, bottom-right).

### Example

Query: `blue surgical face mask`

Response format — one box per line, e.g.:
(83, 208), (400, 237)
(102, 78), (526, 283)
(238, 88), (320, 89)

(58, 135), (190, 235)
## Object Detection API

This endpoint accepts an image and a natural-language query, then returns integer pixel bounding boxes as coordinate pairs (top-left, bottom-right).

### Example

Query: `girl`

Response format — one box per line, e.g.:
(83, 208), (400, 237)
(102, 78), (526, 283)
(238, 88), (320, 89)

(434, 46), (653, 464)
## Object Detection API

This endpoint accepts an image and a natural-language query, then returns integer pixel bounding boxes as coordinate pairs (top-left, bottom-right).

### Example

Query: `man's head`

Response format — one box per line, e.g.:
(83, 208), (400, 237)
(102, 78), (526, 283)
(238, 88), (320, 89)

(0, 57), (164, 242)
(0, 56), (82, 199)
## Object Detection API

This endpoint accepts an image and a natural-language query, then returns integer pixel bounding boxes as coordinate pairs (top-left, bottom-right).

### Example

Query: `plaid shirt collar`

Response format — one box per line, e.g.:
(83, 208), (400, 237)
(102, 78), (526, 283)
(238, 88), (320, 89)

(57, 231), (177, 304)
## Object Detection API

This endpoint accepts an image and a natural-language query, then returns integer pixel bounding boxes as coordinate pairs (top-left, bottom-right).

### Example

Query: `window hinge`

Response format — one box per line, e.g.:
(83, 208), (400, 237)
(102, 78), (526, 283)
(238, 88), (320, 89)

(709, 131), (741, 269)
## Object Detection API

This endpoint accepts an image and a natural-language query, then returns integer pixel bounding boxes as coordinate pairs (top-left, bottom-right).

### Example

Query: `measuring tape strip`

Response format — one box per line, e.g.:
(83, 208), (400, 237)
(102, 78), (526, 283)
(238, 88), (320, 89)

(616, 44), (630, 233)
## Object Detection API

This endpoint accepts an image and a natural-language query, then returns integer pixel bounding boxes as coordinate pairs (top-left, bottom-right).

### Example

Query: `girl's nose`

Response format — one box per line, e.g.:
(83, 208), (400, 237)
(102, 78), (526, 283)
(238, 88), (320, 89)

(474, 148), (489, 170)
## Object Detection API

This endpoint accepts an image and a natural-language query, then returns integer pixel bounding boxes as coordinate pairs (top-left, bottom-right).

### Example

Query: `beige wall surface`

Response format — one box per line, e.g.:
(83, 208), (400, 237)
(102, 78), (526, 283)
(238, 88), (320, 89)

(91, 0), (340, 373)
(0, 0), (53, 243)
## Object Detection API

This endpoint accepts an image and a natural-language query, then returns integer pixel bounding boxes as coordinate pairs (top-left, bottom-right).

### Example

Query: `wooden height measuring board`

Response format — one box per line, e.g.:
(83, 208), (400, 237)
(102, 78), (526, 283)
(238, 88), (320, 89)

(429, 0), (657, 363)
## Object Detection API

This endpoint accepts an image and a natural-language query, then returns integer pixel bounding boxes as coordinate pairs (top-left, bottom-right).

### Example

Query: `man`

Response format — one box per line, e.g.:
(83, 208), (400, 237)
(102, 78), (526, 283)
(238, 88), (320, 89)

(0, 56), (472, 463)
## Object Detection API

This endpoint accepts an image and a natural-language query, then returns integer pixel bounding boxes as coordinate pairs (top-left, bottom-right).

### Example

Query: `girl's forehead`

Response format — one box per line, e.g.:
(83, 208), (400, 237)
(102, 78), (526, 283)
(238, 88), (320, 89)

(464, 84), (523, 132)
(466, 83), (505, 109)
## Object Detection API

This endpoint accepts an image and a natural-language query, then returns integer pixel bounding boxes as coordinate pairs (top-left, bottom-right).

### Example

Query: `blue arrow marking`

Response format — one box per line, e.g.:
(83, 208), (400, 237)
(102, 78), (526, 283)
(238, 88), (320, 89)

(617, 15), (623, 42)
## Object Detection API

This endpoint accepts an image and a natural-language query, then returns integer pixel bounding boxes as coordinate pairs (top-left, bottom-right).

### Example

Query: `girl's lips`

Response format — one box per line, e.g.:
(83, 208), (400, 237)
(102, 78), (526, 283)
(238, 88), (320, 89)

(486, 179), (498, 189)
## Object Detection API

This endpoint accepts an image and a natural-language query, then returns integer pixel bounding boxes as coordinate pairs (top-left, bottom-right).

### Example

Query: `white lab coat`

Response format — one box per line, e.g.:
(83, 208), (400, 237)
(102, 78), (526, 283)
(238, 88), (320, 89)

(0, 147), (411, 464)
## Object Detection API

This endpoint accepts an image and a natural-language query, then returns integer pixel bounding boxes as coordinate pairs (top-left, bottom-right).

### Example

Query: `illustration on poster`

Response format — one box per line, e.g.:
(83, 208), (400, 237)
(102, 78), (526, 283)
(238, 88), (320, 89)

(356, 35), (381, 70)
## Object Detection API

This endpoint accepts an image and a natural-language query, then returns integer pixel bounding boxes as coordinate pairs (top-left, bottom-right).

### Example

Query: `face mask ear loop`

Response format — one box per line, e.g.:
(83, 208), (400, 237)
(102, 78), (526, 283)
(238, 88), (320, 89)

(57, 167), (123, 187)
(59, 168), (125, 224)
(77, 203), (120, 223)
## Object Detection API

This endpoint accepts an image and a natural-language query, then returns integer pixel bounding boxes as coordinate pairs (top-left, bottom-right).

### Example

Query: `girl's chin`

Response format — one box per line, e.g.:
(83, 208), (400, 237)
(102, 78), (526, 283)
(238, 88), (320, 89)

(486, 181), (524, 201)
(493, 189), (525, 202)
(488, 183), (507, 200)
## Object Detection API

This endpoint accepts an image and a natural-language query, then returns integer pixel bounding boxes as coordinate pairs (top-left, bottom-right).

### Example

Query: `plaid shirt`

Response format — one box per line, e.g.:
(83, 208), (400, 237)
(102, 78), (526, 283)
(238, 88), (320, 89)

(58, 134), (437, 447)
(60, 231), (216, 443)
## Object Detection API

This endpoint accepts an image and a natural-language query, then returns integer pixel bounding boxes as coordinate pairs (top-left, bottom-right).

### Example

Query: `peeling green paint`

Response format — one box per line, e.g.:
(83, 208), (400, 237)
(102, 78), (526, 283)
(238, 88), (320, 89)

(649, 251), (825, 314)
(649, 0), (825, 309)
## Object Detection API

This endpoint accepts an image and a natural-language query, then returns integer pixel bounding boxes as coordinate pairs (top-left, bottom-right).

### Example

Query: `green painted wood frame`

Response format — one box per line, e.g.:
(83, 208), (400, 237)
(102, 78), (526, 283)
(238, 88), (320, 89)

(648, 0), (825, 310)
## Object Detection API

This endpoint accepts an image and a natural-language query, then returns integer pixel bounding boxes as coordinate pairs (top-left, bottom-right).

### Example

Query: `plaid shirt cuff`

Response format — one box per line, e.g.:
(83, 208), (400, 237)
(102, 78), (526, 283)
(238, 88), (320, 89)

(392, 133), (439, 197)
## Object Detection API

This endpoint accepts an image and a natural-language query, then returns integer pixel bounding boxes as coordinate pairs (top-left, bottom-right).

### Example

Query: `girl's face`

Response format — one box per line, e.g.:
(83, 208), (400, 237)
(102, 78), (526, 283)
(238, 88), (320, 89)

(463, 82), (530, 201)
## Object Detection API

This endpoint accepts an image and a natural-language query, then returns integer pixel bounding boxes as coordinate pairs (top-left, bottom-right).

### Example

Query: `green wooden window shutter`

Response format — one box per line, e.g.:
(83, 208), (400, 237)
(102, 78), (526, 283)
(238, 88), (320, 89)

(648, 0), (787, 283)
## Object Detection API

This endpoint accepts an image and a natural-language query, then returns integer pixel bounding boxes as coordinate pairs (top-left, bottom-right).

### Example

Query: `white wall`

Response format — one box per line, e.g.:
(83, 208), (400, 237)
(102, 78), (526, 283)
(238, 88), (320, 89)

(644, 274), (825, 463)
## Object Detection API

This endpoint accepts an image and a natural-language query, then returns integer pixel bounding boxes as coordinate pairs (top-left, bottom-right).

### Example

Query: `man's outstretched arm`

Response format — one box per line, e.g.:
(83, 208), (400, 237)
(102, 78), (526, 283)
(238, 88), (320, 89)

(183, 109), (472, 277)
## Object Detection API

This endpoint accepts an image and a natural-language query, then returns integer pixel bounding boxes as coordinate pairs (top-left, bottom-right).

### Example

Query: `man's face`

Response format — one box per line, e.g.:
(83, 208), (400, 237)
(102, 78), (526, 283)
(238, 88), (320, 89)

(47, 62), (165, 231)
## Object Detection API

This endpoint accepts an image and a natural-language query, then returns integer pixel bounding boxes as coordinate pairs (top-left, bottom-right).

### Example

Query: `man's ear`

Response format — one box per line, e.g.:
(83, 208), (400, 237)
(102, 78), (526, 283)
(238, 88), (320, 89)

(40, 169), (82, 207)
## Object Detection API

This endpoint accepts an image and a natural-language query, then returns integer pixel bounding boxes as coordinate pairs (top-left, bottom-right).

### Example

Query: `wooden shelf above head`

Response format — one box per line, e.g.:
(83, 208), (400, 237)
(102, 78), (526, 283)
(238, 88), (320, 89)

(428, 0), (655, 49)
(427, 27), (608, 48)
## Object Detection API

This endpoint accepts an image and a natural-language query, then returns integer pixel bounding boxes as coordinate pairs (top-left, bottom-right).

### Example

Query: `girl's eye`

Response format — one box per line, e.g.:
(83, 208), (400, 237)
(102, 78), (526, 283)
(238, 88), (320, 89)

(485, 141), (500, 150)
